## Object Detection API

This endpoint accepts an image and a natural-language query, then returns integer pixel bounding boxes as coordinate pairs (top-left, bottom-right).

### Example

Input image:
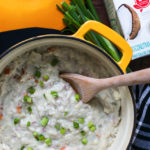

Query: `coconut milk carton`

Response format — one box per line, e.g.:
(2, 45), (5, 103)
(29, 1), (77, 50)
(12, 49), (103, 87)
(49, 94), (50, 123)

(104, 0), (150, 59)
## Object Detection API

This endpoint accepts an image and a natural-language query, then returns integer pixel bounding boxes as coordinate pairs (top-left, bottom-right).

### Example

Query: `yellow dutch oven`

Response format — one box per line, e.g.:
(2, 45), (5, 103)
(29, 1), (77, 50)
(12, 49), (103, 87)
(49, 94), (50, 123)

(0, 20), (135, 150)
(0, 0), (70, 32)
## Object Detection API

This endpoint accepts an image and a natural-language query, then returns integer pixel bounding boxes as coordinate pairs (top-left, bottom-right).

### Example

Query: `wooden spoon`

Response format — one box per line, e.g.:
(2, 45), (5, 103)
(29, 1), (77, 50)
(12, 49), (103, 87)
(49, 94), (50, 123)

(60, 68), (150, 103)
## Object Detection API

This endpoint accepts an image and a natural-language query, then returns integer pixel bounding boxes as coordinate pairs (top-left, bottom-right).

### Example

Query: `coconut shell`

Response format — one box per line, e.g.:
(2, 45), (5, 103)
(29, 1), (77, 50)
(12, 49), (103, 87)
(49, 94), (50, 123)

(119, 4), (141, 40)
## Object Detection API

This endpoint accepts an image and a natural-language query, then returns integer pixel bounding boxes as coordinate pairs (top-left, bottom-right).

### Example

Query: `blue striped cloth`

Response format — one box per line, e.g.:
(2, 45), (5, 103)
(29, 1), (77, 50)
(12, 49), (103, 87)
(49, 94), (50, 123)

(130, 84), (150, 150)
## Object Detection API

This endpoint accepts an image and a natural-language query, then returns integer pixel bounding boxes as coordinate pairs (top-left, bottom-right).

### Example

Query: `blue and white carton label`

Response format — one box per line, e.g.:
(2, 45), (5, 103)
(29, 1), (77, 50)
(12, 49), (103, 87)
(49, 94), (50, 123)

(104, 0), (150, 60)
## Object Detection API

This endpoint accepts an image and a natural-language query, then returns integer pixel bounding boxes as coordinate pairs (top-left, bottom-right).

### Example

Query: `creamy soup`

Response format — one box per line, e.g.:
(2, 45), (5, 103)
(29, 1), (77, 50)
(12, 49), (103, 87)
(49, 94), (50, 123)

(0, 46), (121, 150)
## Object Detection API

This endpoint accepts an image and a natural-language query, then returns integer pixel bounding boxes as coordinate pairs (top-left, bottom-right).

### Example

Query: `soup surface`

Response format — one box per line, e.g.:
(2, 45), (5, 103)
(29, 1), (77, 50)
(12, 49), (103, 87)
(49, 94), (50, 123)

(0, 46), (121, 150)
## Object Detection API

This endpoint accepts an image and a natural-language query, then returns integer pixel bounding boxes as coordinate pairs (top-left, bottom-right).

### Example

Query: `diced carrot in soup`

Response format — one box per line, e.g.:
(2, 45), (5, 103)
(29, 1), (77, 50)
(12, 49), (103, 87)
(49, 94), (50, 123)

(4, 68), (11, 75)
(60, 146), (66, 150)
(47, 47), (57, 53)
(0, 114), (3, 120)
(16, 106), (22, 114)
(35, 79), (39, 83)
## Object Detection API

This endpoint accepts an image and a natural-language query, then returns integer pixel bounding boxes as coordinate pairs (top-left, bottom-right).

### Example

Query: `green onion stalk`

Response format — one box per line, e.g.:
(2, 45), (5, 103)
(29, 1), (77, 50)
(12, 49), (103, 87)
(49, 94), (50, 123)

(57, 0), (131, 72)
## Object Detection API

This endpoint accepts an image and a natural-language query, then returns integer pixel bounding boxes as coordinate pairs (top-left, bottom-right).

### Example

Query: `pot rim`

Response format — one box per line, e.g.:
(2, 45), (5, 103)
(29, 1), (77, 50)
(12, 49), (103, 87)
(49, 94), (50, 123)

(0, 34), (136, 149)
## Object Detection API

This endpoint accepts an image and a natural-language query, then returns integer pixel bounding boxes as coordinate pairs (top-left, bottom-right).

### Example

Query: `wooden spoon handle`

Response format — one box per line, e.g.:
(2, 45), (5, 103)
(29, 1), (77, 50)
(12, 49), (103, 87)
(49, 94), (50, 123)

(96, 68), (150, 90)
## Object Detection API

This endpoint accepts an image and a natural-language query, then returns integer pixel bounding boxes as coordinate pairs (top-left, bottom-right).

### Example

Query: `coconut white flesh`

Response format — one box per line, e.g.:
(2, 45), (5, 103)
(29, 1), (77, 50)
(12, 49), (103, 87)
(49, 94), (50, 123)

(117, 5), (132, 40)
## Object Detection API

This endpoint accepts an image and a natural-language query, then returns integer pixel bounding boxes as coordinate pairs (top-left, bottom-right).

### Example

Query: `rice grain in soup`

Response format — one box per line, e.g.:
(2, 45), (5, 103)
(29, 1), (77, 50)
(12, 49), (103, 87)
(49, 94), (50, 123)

(0, 46), (121, 150)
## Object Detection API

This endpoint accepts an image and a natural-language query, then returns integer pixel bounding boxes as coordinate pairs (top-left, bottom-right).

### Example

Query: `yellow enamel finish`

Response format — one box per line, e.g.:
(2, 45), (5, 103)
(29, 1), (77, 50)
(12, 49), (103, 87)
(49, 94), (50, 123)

(73, 21), (133, 73)
(0, 0), (69, 32)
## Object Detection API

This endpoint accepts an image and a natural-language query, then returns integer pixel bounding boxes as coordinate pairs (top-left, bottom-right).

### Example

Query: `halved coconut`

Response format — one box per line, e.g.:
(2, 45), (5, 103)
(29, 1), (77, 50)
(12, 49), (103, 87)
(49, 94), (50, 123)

(117, 4), (141, 40)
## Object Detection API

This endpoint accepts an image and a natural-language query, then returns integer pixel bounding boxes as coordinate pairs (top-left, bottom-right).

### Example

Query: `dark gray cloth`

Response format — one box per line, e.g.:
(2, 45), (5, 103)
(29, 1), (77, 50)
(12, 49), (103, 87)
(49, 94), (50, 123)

(130, 84), (150, 150)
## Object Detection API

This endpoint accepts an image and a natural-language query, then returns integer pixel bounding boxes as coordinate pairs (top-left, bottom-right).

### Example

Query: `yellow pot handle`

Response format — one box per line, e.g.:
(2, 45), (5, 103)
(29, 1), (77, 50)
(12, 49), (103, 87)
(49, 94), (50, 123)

(72, 21), (133, 73)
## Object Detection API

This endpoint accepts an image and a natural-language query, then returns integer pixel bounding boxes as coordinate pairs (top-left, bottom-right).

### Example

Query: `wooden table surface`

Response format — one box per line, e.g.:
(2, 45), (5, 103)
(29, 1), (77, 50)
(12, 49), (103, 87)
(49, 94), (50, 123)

(93, 0), (150, 71)
(93, 0), (110, 26)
